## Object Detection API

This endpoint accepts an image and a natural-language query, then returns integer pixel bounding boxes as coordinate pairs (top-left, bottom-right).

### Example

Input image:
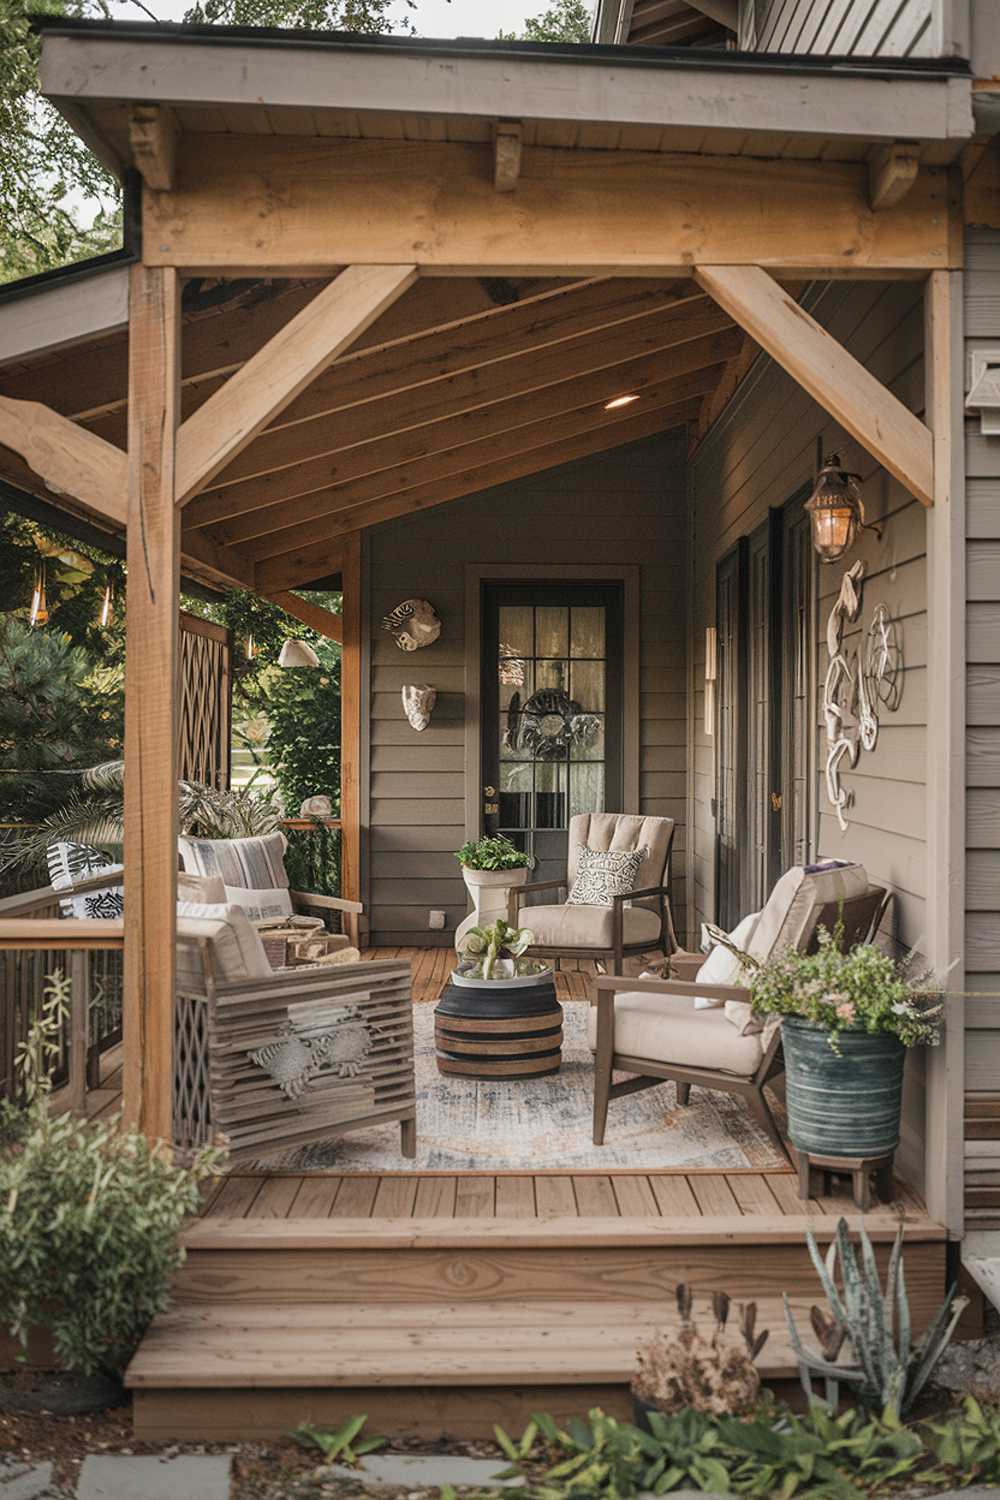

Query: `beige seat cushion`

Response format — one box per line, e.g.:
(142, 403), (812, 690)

(177, 902), (273, 984)
(587, 992), (764, 1077)
(517, 901), (662, 949)
(177, 870), (226, 904)
(748, 861), (868, 962)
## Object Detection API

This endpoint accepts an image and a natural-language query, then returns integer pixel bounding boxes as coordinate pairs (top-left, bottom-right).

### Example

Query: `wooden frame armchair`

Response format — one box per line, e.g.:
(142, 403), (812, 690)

(507, 812), (678, 975)
(591, 880), (890, 1161)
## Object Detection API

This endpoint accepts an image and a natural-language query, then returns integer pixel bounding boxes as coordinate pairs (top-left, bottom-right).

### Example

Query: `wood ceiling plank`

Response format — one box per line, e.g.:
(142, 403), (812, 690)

(184, 297), (729, 524)
(189, 322), (734, 540)
(142, 137), (957, 276)
(199, 360), (726, 555)
(175, 264), (417, 504)
(695, 264), (934, 507)
(252, 395), (702, 592)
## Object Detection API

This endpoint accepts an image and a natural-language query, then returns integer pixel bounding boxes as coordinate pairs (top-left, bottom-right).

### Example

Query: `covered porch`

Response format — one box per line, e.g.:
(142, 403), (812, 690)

(0, 13), (979, 1434)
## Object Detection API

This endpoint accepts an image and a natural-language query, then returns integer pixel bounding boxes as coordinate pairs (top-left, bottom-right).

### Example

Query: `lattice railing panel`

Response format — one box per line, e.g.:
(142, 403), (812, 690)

(179, 612), (232, 790)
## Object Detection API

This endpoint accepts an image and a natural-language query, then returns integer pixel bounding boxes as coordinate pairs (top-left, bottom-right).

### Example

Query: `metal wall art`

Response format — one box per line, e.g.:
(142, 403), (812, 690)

(381, 598), (442, 651)
(822, 561), (902, 832)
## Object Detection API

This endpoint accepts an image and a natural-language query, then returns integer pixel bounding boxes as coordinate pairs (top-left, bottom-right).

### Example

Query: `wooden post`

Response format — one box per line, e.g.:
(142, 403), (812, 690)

(340, 532), (362, 945)
(924, 268), (966, 1236)
(123, 264), (181, 1142)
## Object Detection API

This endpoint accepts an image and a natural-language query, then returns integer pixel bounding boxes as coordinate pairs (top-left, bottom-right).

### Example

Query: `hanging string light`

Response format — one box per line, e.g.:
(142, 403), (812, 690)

(245, 634), (257, 661)
(98, 580), (115, 629)
(29, 563), (48, 627)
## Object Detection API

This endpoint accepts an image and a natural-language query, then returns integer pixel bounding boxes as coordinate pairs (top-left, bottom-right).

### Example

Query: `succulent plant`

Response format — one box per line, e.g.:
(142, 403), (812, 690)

(785, 1215), (967, 1418)
(458, 919), (536, 980)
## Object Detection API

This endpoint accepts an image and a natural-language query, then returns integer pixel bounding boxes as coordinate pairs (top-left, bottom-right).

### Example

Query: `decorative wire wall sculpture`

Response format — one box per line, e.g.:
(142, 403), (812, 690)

(822, 562), (902, 832)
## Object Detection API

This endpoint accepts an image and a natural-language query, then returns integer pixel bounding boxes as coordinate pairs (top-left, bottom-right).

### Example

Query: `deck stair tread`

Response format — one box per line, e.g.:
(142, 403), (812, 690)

(181, 1211), (944, 1251)
(126, 1297), (808, 1388)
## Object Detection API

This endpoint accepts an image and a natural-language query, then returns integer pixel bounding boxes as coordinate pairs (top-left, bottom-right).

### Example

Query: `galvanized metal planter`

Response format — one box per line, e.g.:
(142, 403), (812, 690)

(782, 1016), (906, 1158)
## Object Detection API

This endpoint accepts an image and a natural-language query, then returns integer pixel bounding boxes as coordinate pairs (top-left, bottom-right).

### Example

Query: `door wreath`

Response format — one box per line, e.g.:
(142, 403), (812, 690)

(505, 688), (600, 760)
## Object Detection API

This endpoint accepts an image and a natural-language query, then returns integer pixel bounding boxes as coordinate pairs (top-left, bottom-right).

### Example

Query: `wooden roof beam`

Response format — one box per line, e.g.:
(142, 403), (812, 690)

(142, 139), (960, 278)
(695, 264), (934, 507)
(262, 590), (344, 643)
(253, 395), (701, 593)
(868, 145), (921, 210)
(174, 264), (417, 505)
(0, 395), (126, 526)
(494, 123), (523, 193)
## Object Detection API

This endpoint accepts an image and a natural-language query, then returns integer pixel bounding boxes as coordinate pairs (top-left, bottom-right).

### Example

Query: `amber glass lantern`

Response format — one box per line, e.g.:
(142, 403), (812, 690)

(804, 454), (877, 563)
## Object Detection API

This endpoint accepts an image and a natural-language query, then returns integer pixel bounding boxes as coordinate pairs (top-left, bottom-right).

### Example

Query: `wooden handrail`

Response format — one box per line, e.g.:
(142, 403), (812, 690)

(0, 919), (124, 952)
(279, 818), (342, 831)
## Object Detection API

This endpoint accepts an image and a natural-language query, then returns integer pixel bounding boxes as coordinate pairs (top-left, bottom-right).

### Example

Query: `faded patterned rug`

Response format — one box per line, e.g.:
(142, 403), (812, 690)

(262, 1001), (787, 1174)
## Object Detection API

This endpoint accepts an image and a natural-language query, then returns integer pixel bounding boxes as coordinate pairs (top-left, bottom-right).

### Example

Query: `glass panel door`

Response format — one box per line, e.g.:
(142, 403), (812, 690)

(482, 584), (623, 885)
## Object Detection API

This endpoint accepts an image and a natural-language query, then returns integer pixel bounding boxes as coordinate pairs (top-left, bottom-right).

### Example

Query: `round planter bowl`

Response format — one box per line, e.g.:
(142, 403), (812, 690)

(450, 959), (553, 989)
(781, 1015), (906, 1159)
(460, 866), (529, 889)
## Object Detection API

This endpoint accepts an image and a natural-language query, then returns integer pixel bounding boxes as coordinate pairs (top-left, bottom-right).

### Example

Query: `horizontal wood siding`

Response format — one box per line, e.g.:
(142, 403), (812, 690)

(743, 0), (934, 55)
(689, 280), (929, 1191)
(964, 230), (1000, 1226)
(366, 433), (688, 946)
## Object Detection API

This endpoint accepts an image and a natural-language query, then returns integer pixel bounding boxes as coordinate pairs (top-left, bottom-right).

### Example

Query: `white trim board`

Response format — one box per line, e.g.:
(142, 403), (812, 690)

(0, 264), (129, 368)
(38, 35), (974, 164)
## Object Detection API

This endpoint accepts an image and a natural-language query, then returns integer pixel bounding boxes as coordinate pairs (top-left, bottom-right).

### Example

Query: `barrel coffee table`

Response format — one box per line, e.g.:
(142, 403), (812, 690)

(434, 966), (563, 1079)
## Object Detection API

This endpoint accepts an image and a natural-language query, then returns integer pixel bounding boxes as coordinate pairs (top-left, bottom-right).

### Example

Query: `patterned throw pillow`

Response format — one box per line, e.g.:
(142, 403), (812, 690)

(566, 844), (647, 907)
(46, 841), (124, 920)
(178, 832), (294, 922)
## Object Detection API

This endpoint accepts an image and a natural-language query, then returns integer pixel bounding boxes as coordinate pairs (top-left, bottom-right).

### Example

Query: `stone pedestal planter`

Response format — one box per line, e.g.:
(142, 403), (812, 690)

(454, 865), (529, 951)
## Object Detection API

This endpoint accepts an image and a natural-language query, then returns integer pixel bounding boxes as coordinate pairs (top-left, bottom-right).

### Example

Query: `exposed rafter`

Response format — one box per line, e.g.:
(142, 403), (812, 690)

(0, 395), (127, 526)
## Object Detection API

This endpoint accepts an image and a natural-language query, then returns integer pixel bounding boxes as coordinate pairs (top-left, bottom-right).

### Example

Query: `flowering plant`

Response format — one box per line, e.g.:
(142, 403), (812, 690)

(744, 925), (941, 1050)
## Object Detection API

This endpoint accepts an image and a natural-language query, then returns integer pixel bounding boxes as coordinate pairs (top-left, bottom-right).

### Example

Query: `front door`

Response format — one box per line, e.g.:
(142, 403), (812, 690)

(481, 584), (624, 890)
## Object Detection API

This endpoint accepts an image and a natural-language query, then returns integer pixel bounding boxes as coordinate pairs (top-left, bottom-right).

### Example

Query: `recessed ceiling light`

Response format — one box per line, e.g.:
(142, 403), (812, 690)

(604, 393), (640, 410)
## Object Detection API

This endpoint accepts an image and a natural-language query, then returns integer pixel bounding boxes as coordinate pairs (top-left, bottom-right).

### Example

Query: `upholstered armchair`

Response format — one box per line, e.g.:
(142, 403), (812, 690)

(507, 812), (676, 975)
(590, 862), (890, 1156)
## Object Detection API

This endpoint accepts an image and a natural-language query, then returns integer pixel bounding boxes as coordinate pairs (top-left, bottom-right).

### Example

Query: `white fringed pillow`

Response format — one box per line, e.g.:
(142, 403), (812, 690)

(693, 911), (760, 1010)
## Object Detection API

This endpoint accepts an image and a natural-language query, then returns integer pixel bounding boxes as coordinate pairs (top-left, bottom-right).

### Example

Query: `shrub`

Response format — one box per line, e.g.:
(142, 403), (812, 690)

(0, 975), (223, 1377)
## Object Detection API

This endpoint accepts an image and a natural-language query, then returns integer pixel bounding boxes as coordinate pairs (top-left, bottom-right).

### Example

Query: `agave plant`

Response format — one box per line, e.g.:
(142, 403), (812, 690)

(1, 760), (285, 878)
(458, 918), (535, 980)
(785, 1215), (967, 1418)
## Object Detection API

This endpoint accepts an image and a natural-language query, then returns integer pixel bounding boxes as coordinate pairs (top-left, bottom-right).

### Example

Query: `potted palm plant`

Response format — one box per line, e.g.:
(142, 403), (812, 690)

(747, 927), (942, 1160)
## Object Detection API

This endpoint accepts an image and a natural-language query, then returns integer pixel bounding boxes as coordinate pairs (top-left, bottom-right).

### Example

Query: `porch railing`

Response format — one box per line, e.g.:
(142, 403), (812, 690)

(0, 883), (125, 1112)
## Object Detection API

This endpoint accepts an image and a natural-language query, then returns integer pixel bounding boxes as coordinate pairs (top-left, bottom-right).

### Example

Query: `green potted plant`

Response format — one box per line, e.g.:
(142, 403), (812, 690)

(747, 927), (941, 1160)
(453, 836), (534, 951)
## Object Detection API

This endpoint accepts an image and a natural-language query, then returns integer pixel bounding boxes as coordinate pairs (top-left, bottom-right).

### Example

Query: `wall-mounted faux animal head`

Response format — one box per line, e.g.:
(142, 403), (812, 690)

(381, 598), (442, 652)
(402, 684), (437, 732)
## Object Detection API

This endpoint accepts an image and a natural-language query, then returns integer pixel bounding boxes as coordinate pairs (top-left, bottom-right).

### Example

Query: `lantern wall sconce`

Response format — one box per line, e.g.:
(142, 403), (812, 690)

(804, 453), (881, 564)
(966, 349), (1000, 435)
(704, 626), (717, 737)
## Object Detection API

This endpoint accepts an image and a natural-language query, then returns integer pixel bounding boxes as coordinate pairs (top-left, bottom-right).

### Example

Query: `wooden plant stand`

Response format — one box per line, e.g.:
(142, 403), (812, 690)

(434, 972), (563, 1079)
(796, 1148), (894, 1211)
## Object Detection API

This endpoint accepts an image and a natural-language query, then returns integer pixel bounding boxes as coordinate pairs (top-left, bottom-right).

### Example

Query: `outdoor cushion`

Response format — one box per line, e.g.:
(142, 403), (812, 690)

(693, 910), (759, 1009)
(567, 813), (673, 912)
(567, 844), (647, 906)
(747, 860), (868, 963)
(177, 870), (226, 904)
(176, 901), (273, 985)
(178, 832), (293, 921)
(46, 840), (123, 920)
(516, 901), (661, 949)
(587, 992), (765, 1077)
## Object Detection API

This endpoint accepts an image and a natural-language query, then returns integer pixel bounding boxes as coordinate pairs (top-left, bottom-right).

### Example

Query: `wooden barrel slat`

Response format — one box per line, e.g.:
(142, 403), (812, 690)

(434, 973), (563, 1079)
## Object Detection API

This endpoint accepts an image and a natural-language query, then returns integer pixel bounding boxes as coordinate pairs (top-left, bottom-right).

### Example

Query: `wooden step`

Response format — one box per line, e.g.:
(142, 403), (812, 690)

(174, 1213), (948, 1322)
(128, 1296), (806, 1440)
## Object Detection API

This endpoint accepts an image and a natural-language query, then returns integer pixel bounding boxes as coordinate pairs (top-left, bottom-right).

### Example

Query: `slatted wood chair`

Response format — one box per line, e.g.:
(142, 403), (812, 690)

(590, 864), (890, 1158)
(174, 911), (416, 1161)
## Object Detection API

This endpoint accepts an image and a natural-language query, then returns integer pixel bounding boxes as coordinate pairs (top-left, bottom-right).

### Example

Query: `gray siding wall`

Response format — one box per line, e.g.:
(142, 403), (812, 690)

(365, 432), (689, 947)
(740, 0), (935, 55)
(965, 229), (1000, 1213)
(689, 280), (929, 1188)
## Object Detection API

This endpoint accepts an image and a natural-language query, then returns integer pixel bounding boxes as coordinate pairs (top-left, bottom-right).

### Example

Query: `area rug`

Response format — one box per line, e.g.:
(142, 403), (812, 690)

(259, 1001), (787, 1174)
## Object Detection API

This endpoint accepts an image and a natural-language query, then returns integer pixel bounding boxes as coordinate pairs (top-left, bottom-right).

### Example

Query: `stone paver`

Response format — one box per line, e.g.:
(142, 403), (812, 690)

(76, 1455), (232, 1500)
(0, 1462), (56, 1500)
(322, 1454), (520, 1489)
